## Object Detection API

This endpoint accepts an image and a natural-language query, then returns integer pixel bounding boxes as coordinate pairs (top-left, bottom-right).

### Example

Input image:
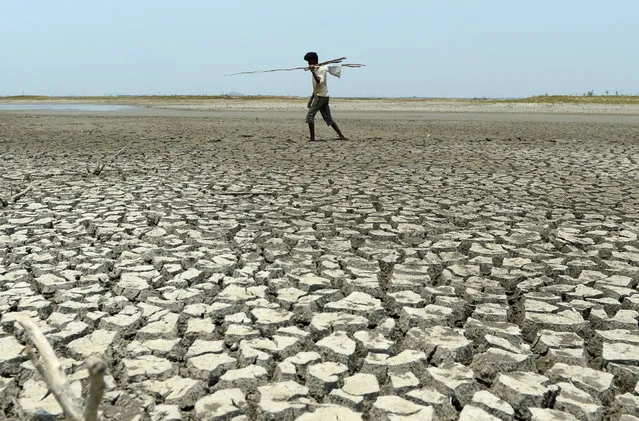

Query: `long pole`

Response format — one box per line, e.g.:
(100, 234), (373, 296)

(225, 57), (364, 76)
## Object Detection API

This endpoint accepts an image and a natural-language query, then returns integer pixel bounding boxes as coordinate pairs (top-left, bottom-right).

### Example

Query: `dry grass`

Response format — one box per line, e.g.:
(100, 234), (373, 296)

(2, 95), (52, 100)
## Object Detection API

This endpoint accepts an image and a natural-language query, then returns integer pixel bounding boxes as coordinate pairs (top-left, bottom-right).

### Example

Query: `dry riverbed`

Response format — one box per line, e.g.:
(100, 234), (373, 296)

(1, 103), (639, 420)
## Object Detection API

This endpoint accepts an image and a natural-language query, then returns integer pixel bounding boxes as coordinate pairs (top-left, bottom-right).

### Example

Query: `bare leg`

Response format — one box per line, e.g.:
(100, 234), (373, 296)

(330, 122), (347, 140)
(308, 122), (315, 141)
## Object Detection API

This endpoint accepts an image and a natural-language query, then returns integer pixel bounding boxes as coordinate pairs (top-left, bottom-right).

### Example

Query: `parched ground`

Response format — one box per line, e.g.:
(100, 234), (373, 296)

(1, 109), (639, 420)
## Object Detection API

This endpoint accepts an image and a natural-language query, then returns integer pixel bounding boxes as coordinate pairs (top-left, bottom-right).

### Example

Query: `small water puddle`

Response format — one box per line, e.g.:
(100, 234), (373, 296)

(0, 103), (138, 111)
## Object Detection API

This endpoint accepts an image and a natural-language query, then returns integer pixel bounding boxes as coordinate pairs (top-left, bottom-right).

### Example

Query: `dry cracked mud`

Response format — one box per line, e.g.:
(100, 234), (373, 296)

(1, 108), (639, 420)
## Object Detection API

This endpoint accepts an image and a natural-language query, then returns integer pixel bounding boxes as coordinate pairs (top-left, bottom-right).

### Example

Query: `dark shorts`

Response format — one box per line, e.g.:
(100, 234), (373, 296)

(306, 96), (334, 125)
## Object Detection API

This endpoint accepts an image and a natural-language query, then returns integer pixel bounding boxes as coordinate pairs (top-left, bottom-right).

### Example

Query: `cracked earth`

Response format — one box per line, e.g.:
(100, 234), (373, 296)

(1, 111), (639, 420)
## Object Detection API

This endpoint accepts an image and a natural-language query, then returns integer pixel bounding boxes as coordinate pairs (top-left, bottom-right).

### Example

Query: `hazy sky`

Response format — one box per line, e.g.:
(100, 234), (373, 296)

(2, 0), (637, 98)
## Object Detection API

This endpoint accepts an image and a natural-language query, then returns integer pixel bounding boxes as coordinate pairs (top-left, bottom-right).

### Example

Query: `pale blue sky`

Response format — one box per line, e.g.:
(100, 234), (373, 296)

(1, 0), (637, 98)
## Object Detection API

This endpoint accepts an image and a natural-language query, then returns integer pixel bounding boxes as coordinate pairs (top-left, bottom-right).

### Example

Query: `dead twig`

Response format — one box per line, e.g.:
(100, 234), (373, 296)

(0, 180), (41, 208)
(15, 314), (106, 421)
(84, 357), (106, 421)
(89, 141), (134, 176)
(15, 314), (84, 421)
(11, 180), (40, 202)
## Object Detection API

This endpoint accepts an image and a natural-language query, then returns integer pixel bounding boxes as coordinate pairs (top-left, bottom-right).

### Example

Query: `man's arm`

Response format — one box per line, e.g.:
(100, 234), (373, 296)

(310, 66), (321, 84)
(307, 93), (315, 108)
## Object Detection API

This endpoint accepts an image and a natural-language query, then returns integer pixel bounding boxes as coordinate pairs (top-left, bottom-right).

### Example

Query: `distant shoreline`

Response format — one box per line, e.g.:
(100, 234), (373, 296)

(1, 97), (638, 123)
(1, 94), (639, 105)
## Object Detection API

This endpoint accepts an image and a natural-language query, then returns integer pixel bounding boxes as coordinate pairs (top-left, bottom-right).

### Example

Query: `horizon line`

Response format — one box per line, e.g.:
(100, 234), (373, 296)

(2, 93), (639, 99)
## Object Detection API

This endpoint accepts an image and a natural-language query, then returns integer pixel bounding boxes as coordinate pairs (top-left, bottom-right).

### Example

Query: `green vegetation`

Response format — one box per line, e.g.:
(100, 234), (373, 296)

(508, 95), (639, 105)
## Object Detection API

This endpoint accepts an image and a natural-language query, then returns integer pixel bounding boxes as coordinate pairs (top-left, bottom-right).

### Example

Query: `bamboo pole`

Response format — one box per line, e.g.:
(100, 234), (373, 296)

(225, 57), (365, 76)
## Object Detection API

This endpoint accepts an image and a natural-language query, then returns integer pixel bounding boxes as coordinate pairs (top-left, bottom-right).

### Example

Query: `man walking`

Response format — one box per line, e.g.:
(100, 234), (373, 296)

(304, 52), (347, 141)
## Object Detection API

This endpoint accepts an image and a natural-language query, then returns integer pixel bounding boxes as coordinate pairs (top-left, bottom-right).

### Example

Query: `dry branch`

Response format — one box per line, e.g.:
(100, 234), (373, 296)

(10, 180), (40, 202)
(15, 314), (84, 421)
(15, 314), (106, 421)
(225, 56), (365, 76)
(0, 180), (41, 208)
(84, 357), (106, 421)
(89, 140), (134, 175)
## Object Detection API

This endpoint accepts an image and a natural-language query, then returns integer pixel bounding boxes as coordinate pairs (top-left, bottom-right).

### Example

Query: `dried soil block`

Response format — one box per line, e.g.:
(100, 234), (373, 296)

(0, 337), (25, 376)
(295, 405), (363, 421)
(187, 352), (237, 383)
(547, 363), (614, 404)
(215, 365), (268, 392)
(422, 362), (481, 407)
(491, 372), (555, 417)
(528, 408), (579, 421)
(306, 361), (348, 398)
(402, 326), (472, 364)
(141, 376), (206, 408)
(553, 382), (604, 421)
(470, 390), (515, 420)
(470, 348), (534, 381)
(369, 395), (434, 420)
(257, 381), (310, 421)
(194, 388), (247, 420)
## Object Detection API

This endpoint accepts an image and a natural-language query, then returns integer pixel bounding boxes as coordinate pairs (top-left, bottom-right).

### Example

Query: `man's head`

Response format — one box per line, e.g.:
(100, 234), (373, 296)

(304, 51), (318, 65)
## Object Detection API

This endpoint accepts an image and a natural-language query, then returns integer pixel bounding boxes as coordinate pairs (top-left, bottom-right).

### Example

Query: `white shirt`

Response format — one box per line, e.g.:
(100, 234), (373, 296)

(312, 65), (341, 97)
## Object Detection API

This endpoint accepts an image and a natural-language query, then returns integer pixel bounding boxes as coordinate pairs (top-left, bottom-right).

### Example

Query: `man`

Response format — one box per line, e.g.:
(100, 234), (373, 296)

(304, 51), (347, 141)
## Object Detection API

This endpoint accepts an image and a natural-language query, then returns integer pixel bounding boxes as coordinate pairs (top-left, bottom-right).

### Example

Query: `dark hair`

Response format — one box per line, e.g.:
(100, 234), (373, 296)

(304, 52), (318, 62)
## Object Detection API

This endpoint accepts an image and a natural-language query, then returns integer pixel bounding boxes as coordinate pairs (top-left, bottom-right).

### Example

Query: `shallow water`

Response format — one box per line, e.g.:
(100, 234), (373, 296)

(0, 103), (137, 111)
